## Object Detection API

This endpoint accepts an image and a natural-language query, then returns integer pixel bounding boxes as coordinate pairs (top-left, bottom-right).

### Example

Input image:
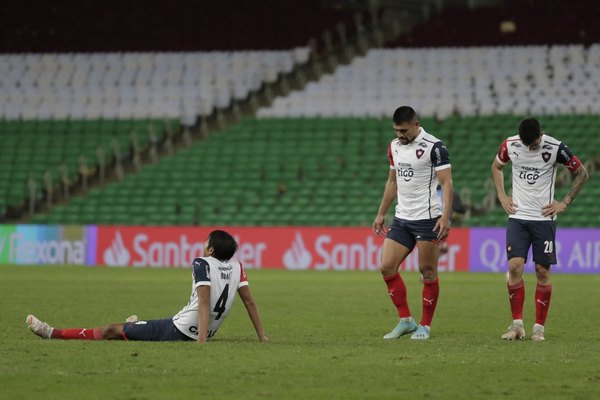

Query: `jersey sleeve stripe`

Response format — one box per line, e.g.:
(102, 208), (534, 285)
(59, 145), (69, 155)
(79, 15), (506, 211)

(434, 163), (451, 171)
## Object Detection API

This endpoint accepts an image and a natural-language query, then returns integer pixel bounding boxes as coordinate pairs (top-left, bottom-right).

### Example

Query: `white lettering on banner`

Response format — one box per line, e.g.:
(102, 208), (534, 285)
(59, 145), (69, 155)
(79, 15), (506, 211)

(567, 241), (600, 269)
(103, 231), (130, 266)
(235, 238), (266, 268)
(132, 234), (204, 267)
(554, 240), (562, 268)
(5, 232), (84, 264)
(282, 232), (312, 270)
(438, 245), (460, 272)
(0, 235), (6, 256)
(480, 239), (502, 272)
(314, 235), (381, 271)
(402, 251), (420, 271)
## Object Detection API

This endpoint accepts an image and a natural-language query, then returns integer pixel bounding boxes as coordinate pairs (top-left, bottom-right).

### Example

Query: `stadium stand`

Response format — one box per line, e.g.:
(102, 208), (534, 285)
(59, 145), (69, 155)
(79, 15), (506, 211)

(390, 0), (600, 47)
(30, 114), (600, 228)
(2, 1), (598, 228)
(0, 50), (308, 218)
(258, 45), (600, 119)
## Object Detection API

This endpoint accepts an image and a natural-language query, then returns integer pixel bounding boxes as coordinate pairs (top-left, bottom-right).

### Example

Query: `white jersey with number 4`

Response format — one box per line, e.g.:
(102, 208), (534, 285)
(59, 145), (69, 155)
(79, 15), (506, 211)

(172, 257), (248, 340)
(388, 127), (451, 220)
(496, 133), (581, 221)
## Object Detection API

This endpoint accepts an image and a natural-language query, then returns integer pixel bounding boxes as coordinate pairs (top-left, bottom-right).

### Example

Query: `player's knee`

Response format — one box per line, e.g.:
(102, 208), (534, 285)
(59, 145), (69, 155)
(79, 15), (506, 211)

(507, 261), (523, 276)
(102, 324), (122, 339)
(535, 264), (551, 282)
(419, 266), (437, 281)
(379, 262), (397, 277)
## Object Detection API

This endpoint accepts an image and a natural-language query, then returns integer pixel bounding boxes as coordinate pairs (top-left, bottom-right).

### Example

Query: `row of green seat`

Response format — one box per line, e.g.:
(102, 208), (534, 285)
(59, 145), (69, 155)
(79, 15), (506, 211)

(0, 119), (180, 210)
(24, 115), (600, 227)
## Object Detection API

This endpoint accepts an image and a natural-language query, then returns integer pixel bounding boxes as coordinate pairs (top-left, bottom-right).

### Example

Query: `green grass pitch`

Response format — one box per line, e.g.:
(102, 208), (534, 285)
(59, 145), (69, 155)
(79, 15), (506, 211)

(2, 266), (600, 399)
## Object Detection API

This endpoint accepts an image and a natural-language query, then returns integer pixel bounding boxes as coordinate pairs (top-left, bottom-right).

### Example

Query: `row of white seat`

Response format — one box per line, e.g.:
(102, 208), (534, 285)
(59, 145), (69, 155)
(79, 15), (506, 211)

(257, 45), (600, 118)
(0, 49), (310, 122)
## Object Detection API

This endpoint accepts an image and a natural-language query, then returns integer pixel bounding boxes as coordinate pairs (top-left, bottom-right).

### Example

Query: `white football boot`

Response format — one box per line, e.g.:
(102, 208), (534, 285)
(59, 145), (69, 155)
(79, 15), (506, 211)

(26, 315), (54, 339)
(501, 320), (525, 340)
(531, 323), (545, 341)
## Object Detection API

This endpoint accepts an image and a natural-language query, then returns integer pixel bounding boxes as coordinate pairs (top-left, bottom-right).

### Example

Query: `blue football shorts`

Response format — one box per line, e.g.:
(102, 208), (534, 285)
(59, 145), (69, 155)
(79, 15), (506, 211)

(386, 217), (441, 251)
(506, 218), (557, 265)
(123, 317), (194, 341)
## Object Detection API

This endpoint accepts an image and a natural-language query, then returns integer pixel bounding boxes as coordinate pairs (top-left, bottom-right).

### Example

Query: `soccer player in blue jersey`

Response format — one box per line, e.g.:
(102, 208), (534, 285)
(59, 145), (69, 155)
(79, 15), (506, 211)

(373, 106), (453, 340)
(492, 117), (588, 341)
(27, 230), (269, 344)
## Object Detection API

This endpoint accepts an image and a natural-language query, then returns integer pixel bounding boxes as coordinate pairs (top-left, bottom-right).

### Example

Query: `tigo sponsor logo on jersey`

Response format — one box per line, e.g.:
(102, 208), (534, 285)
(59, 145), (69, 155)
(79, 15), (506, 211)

(518, 166), (540, 184)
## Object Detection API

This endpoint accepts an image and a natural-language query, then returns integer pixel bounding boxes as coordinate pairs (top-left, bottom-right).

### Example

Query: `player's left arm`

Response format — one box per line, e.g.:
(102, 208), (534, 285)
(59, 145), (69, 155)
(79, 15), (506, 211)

(434, 167), (453, 240)
(542, 144), (590, 217)
(238, 285), (269, 343)
(432, 141), (452, 240)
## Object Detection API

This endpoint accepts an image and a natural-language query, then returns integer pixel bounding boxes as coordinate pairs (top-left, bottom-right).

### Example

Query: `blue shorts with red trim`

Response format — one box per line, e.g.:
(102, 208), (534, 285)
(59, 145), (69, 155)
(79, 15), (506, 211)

(123, 318), (194, 341)
(386, 217), (440, 251)
(506, 218), (556, 265)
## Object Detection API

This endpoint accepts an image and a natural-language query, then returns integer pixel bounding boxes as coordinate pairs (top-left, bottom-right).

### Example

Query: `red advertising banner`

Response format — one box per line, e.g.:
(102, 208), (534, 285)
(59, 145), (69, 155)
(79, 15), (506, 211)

(96, 226), (470, 271)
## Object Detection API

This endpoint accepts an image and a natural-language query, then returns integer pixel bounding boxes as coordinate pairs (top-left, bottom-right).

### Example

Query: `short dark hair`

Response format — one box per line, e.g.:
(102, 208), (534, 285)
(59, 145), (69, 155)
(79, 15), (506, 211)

(518, 118), (542, 146)
(392, 106), (418, 125)
(207, 230), (238, 261)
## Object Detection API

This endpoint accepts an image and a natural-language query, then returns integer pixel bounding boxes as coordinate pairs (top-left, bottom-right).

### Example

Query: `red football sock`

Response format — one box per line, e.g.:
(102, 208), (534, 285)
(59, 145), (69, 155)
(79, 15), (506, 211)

(383, 273), (411, 318)
(535, 284), (552, 325)
(508, 280), (525, 320)
(420, 278), (439, 327)
(51, 328), (104, 340)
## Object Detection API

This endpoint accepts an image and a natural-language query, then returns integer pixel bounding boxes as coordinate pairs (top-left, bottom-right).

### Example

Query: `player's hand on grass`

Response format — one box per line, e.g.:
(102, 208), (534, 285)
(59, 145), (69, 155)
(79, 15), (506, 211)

(373, 215), (389, 237)
(542, 200), (567, 217)
(499, 195), (517, 214)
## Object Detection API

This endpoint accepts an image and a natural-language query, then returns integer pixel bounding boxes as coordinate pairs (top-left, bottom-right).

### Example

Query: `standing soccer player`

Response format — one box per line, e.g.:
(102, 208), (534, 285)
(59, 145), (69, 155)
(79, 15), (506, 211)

(492, 118), (589, 341)
(373, 106), (453, 340)
(27, 230), (269, 344)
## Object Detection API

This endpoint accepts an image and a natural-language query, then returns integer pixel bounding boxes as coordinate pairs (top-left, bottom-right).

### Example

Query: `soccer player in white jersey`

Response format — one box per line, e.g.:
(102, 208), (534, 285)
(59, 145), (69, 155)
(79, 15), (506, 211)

(26, 230), (269, 344)
(492, 118), (588, 341)
(373, 106), (453, 340)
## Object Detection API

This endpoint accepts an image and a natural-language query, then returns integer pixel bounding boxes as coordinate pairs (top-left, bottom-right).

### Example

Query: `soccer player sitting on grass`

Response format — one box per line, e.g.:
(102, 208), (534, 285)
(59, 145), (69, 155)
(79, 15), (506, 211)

(26, 230), (269, 344)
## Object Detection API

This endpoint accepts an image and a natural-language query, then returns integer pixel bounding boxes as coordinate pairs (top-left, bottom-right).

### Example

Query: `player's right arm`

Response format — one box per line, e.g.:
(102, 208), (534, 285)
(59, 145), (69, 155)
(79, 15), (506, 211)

(238, 286), (269, 343)
(374, 146), (397, 236)
(491, 141), (517, 214)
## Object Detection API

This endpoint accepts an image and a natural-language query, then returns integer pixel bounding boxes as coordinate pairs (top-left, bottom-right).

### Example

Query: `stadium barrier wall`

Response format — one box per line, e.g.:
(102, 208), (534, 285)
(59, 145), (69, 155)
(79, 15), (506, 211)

(0, 225), (599, 273)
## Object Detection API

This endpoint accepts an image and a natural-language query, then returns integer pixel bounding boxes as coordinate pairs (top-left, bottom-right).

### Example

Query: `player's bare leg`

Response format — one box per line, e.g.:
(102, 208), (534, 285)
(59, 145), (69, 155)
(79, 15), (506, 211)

(532, 263), (552, 341)
(380, 239), (417, 339)
(411, 240), (440, 340)
(502, 257), (526, 340)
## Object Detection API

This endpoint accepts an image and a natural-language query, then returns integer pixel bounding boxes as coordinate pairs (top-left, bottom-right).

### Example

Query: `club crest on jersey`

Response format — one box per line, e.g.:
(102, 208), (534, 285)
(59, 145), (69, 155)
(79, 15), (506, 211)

(416, 149), (424, 159)
(542, 152), (551, 162)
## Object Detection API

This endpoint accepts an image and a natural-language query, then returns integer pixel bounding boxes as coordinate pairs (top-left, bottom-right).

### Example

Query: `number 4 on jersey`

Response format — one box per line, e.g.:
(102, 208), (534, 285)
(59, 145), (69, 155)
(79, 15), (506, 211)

(213, 284), (229, 320)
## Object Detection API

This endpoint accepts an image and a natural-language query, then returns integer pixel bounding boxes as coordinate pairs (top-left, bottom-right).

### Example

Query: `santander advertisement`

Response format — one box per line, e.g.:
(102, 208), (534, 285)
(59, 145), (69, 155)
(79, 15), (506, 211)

(95, 226), (470, 271)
